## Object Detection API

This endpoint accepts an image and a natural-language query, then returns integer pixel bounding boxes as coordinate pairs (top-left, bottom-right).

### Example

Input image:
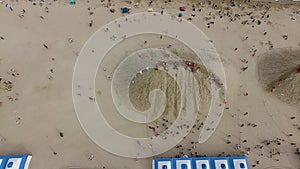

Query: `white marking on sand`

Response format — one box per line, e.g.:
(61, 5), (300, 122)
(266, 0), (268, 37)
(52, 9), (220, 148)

(72, 12), (226, 158)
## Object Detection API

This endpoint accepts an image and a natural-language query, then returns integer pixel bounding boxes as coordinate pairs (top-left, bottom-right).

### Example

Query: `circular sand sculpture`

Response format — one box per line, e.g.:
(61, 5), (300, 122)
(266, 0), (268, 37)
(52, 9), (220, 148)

(111, 49), (177, 123)
(96, 34), (211, 139)
(258, 47), (300, 109)
(72, 12), (226, 158)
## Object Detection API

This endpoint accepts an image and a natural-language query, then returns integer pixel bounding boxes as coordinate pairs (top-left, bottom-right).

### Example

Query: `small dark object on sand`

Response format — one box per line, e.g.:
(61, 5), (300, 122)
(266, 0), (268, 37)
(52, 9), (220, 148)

(43, 44), (48, 49)
(110, 9), (115, 13)
(242, 66), (248, 71)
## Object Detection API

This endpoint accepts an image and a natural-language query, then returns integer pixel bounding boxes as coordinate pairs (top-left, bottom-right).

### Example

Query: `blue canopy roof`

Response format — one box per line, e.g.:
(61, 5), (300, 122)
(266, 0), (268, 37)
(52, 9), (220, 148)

(153, 156), (250, 169)
(122, 7), (130, 13)
(0, 155), (32, 169)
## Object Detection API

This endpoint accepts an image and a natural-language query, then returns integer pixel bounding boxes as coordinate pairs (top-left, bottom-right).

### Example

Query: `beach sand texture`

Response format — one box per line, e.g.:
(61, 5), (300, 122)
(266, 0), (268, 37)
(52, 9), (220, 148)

(258, 47), (300, 109)
(0, 0), (300, 169)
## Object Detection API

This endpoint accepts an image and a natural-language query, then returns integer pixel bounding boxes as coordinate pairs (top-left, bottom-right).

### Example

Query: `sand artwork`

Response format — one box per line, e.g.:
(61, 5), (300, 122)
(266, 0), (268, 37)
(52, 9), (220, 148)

(73, 12), (226, 158)
(1, 0), (300, 168)
(258, 47), (300, 109)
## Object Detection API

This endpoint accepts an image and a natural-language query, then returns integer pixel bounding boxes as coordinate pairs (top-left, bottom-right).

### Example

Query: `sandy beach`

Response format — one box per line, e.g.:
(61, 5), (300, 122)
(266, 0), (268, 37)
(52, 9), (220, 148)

(0, 0), (300, 169)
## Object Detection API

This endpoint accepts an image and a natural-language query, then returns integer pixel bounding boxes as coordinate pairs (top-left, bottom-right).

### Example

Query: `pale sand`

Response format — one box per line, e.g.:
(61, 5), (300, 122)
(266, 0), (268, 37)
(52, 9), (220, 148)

(95, 34), (211, 138)
(273, 72), (300, 109)
(75, 12), (223, 158)
(258, 47), (300, 109)
(0, 0), (300, 169)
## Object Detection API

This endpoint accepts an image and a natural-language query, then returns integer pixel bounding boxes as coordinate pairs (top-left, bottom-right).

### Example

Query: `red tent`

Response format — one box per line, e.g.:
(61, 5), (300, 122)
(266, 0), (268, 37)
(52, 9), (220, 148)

(179, 6), (185, 11)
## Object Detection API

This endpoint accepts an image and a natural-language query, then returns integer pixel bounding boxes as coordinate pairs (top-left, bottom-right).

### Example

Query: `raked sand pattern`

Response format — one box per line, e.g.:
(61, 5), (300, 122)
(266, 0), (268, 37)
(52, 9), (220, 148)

(1, 1), (300, 168)
(72, 12), (226, 158)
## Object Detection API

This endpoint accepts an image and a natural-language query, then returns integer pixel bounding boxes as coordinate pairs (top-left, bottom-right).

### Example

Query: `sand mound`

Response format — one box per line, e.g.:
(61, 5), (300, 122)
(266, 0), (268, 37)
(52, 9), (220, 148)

(272, 72), (300, 109)
(258, 47), (300, 109)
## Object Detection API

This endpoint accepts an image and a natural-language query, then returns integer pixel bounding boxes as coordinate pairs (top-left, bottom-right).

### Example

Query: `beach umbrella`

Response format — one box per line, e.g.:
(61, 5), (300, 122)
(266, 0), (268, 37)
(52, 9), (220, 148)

(121, 7), (131, 13)
(178, 13), (183, 17)
(148, 7), (153, 12)
(70, 0), (75, 5)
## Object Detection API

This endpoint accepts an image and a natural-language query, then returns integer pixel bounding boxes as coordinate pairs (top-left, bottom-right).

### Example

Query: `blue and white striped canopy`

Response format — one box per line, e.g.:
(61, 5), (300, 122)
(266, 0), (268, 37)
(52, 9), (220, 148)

(153, 156), (250, 169)
(0, 155), (32, 169)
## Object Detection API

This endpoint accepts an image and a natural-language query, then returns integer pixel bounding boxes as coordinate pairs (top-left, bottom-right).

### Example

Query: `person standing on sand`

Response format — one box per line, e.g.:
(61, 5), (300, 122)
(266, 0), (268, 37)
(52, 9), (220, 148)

(89, 20), (93, 27)
(242, 66), (248, 71)
(43, 43), (48, 49)
(5, 3), (13, 11)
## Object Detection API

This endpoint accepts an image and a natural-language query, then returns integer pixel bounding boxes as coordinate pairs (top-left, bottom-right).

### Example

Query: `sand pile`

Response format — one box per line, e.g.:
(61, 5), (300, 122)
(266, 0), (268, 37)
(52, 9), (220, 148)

(258, 47), (300, 109)
(271, 72), (300, 109)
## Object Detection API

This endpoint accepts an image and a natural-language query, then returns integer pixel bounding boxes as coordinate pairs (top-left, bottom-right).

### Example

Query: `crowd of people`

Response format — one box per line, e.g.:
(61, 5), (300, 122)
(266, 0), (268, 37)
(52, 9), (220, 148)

(1, 0), (299, 168)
